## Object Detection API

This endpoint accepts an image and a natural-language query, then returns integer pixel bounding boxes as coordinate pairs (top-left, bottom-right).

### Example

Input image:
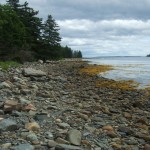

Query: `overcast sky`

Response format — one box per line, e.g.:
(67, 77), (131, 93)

(1, 0), (150, 57)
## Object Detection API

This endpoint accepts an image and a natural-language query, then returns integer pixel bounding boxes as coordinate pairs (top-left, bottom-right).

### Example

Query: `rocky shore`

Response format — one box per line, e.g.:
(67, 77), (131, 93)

(0, 59), (149, 150)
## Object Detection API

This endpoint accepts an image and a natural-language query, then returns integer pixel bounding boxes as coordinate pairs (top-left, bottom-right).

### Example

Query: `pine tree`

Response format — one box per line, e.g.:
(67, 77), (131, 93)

(0, 4), (26, 59)
(6, 0), (20, 11)
(7, 0), (43, 50)
(78, 51), (82, 58)
(43, 15), (61, 46)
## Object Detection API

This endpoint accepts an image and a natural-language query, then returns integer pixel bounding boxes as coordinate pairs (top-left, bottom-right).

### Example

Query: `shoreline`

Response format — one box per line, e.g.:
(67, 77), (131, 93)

(0, 59), (149, 149)
(84, 57), (150, 90)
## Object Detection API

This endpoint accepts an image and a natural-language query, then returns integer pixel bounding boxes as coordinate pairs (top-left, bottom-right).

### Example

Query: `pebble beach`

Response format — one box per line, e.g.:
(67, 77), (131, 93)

(0, 59), (149, 150)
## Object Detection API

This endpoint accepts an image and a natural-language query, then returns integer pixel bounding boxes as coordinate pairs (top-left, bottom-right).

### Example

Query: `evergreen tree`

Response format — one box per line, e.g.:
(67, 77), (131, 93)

(20, 2), (42, 47)
(6, 0), (20, 11)
(0, 4), (26, 59)
(7, 0), (43, 50)
(77, 51), (82, 58)
(43, 15), (61, 46)
(0, 1), (82, 61)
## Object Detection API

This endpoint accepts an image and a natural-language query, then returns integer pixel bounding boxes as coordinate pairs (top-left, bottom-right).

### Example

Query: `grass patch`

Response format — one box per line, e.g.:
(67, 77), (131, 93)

(0, 61), (21, 70)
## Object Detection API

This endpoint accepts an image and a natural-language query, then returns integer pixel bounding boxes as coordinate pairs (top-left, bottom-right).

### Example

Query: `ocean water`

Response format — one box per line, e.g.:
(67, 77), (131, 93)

(85, 56), (150, 89)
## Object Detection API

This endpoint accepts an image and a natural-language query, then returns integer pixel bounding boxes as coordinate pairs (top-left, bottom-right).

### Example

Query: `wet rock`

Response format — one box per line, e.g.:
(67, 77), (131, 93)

(68, 129), (82, 146)
(23, 68), (46, 77)
(0, 119), (17, 131)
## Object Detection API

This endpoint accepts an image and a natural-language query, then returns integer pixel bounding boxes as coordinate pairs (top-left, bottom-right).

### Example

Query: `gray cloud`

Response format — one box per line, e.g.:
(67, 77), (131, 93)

(5, 0), (149, 21)
(1, 0), (150, 57)
(40, 0), (150, 20)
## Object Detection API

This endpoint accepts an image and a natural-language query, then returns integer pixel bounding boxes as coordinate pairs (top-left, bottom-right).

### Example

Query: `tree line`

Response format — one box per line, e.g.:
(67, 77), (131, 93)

(0, 0), (82, 62)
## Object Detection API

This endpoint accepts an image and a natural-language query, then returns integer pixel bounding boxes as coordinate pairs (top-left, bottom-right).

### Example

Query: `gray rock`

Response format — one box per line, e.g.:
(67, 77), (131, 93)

(26, 133), (38, 142)
(0, 119), (17, 131)
(23, 68), (46, 77)
(21, 89), (31, 95)
(68, 129), (81, 146)
(19, 98), (31, 106)
(48, 140), (57, 148)
(14, 143), (34, 150)
(0, 109), (4, 115)
(0, 82), (11, 89)
(13, 76), (23, 82)
(12, 110), (24, 117)
(56, 144), (81, 150)
(38, 60), (44, 64)
(58, 123), (70, 129)
(45, 132), (54, 139)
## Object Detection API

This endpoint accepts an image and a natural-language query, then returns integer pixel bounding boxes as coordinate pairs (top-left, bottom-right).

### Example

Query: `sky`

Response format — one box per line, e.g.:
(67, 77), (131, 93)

(1, 0), (150, 57)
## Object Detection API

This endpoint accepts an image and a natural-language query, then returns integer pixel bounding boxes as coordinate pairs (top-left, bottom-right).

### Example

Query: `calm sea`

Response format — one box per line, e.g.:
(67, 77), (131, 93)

(85, 56), (150, 89)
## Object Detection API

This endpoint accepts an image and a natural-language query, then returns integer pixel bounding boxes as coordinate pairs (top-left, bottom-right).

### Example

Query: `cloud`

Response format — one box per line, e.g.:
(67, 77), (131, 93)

(58, 19), (150, 36)
(38, 0), (150, 20)
(58, 19), (150, 57)
(1, 0), (150, 57)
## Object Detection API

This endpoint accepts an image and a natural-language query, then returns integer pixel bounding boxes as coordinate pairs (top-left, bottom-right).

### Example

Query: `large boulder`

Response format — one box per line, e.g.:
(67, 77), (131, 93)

(23, 68), (46, 77)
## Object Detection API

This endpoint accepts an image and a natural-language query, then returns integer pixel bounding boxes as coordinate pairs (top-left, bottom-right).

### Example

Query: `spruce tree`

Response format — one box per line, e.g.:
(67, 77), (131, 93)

(6, 0), (20, 11)
(0, 4), (26, 59)
(43, 15), (61, 46)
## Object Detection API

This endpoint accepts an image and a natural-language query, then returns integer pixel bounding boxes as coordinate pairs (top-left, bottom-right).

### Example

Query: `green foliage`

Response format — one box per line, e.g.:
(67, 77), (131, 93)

(0, 61), (20, 70)
(0, 0), (82, 61)
(0, 4), (26, 51)
(73, 50), (82, 58)
(42, 15), (61, 46)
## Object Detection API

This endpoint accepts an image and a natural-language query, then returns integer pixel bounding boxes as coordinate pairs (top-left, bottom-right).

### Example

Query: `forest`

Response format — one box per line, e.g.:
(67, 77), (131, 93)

(0, 0), (82, 62)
